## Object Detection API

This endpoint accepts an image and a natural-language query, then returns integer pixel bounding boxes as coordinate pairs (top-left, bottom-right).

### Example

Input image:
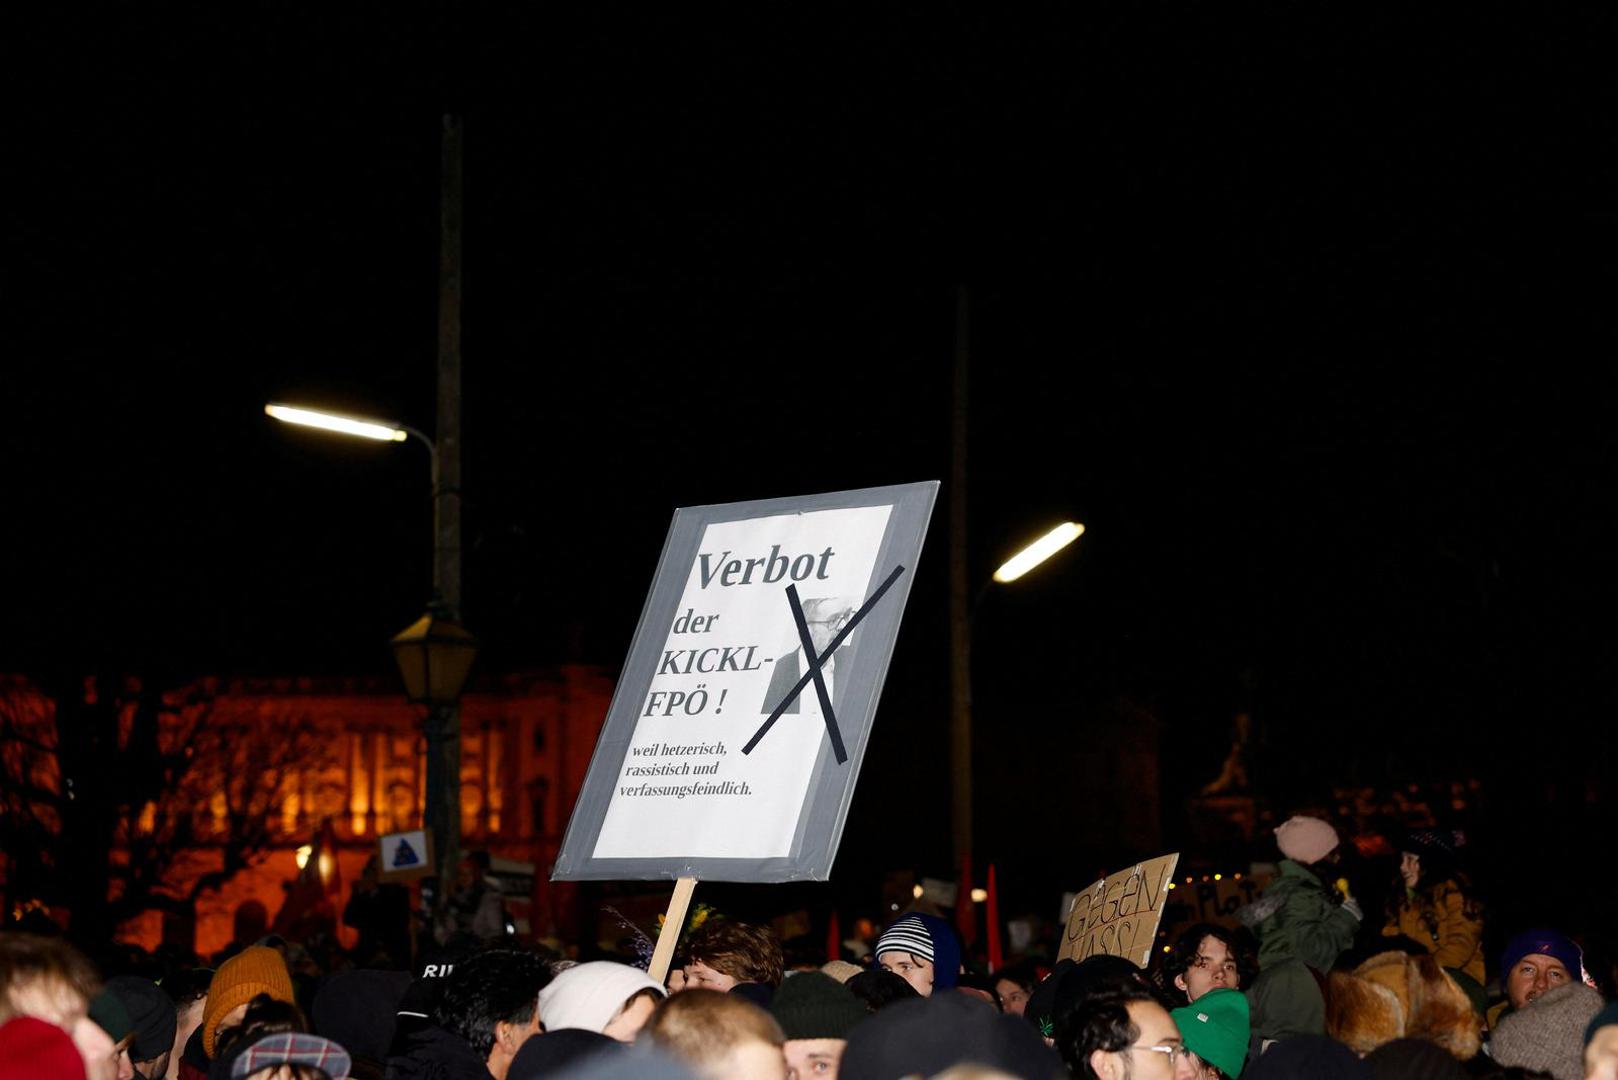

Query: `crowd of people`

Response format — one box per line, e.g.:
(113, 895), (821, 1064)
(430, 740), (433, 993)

(2, 817), (1615, 1080)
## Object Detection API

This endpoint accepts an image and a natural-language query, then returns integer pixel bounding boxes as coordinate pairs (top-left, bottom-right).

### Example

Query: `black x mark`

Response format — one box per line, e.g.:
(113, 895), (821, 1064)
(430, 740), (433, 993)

(741, 564), (906, 764)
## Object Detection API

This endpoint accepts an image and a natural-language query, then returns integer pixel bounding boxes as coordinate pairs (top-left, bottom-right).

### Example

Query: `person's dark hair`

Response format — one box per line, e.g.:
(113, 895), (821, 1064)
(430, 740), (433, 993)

(780, 934), (825, 973)
(1023, 955), (1154, 1040)
(1384, 846), (1482, 932)
(213, 992), (308, 1062)
(162, 967), (215, 1008)
(992, 961), (1039, 996)
(435, 947), (552, 1061)
(1409, 848), (1459, 892)
(845, 968), (920, 1013)
(1054, 987), (1154, 1080)
(1160, 924), (1259, 1003)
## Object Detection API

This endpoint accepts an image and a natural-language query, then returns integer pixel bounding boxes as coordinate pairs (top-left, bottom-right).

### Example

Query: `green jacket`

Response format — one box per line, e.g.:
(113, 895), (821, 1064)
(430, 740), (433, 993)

(1247, 859), (1360, 972)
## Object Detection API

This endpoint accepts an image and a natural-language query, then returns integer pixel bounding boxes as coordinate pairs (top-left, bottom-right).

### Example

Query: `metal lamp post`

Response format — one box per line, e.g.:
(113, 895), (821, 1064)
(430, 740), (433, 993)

(267, 106), (468, 902)
(391, 606), (478, 885)
(949, 290), (1088, 870)
(949, 517), (1085, 871)
(265, 401), (474, 882)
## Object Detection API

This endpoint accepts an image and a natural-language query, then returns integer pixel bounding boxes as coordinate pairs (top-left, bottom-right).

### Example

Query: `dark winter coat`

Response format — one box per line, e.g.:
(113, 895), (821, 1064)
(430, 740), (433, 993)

(384, 1025), (493, 1080)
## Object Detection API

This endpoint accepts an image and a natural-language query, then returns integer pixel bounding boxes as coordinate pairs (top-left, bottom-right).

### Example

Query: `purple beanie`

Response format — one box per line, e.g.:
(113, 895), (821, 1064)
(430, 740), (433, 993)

(1500, 928), (1584, 985)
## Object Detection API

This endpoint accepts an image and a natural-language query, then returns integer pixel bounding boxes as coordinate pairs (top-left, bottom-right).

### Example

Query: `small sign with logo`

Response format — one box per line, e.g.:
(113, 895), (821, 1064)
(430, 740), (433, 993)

(379, 828), (434, 882)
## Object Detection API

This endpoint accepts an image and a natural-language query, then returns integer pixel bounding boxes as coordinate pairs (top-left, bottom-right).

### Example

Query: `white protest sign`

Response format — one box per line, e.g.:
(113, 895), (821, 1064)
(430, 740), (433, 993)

(1058, 853), (1181, 968)
(553, 483), (937, 881)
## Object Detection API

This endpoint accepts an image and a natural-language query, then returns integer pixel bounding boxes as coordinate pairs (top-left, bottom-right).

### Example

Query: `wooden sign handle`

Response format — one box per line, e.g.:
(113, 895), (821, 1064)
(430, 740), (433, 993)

(648, 876), (697, 985)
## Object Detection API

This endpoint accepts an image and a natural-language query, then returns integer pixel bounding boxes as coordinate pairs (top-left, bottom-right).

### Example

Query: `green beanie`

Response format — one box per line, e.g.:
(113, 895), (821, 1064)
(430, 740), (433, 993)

(90, 989), (133, 1044)
(769, 971), (868, 1041)
(1171, 988), (1250, 1078)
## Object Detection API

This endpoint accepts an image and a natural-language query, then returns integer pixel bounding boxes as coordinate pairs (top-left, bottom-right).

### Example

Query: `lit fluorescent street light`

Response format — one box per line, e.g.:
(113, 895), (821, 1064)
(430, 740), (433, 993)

(264, 403), (408, 443)
(992, 522), (1085, 583)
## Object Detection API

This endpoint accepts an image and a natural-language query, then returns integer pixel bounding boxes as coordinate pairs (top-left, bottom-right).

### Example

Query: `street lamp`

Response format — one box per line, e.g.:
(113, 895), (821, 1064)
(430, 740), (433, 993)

(265, 402), (431, 457)
(264, 404), (411, 443)
(391, 610), (479, 707)
(991, 522), (1085, 584)
(266, 399), (472, 887)
(950, 519), (1084, 870)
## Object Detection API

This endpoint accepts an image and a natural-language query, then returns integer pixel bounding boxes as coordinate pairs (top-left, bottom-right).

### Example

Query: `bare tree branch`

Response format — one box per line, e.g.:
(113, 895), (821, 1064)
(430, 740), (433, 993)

(2, 677), (339, 939)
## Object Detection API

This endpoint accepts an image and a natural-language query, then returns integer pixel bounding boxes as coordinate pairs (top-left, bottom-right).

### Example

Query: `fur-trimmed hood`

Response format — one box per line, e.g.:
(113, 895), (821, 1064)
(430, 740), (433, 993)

(1325, 950), (1481, 1060)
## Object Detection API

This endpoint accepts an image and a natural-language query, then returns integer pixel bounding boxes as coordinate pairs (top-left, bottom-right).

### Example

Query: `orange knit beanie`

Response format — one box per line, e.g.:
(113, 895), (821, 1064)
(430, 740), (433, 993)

(200, 946), (295, 1057)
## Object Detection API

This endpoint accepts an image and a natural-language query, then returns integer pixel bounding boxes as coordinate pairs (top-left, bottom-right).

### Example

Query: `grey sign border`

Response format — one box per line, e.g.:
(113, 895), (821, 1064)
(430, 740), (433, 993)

(552, 481), (939, 882)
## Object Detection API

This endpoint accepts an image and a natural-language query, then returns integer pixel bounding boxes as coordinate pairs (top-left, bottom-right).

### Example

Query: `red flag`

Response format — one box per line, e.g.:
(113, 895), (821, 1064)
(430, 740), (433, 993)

(826, 909), (842, 963)
(956, 853), (977, 948)
(986, 863), (1003, 972)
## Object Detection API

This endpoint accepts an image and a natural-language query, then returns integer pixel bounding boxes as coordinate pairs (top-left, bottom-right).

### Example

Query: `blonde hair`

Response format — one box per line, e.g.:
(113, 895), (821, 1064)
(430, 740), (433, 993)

(641, 988), (783, 1068)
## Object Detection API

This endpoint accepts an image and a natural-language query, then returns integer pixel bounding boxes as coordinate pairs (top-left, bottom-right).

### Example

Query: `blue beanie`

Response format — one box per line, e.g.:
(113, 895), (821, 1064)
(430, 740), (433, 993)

(1500, 928), (1584, 985)
(875, 913), (961, 992)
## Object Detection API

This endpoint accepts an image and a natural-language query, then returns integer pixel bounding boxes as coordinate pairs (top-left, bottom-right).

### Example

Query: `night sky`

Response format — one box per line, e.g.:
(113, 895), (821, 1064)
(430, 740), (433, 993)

(9, 8), (1618, 915)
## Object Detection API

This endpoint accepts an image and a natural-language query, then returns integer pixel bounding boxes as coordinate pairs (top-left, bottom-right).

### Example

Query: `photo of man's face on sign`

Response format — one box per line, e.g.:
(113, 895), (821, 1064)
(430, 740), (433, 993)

(762, 596), (859, 715)
(804, 597), (857, 652)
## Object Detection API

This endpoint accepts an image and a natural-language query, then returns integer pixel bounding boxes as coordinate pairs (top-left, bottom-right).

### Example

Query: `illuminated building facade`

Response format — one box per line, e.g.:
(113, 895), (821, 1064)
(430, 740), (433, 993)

(1, 667), (611, 958)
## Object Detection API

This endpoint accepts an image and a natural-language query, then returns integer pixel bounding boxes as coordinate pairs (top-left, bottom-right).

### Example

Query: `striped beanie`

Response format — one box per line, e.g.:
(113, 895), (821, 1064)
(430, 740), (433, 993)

(874, 913), (960, 991)
(876, 915), (935, 963)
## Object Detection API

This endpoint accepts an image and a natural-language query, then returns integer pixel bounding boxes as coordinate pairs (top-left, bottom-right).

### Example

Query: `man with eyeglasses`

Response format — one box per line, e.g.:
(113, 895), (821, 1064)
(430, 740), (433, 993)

(760, 597), (858, 715)
(1057, 984), (1198, 1080)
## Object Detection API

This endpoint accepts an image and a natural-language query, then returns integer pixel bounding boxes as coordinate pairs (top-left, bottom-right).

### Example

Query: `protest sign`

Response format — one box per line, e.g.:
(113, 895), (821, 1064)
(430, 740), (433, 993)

(378, 829), (433, 882)
(1161, 872), (1272, 936)
(553, 482), (938, 882)
(1058, 853), (1180, 967)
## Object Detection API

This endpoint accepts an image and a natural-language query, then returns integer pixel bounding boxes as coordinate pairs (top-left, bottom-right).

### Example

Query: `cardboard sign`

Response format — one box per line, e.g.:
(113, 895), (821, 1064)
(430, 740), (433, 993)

(1058, 853), (1180, 967)
(1163, 873), (1272, 934)
(378, 829), (433, 881)
(553, 482), (938, 882)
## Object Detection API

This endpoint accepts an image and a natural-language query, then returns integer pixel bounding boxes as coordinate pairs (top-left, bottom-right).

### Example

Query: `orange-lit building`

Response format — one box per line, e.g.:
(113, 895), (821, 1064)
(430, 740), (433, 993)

(2, 667), (611, 958)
